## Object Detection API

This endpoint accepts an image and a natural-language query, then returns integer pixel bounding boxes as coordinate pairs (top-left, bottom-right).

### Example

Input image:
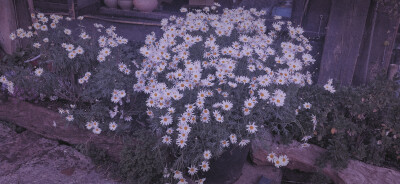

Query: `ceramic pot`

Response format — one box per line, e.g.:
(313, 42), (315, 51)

(118, 0), (133, 10)
(133, 0), (158, 12)
(202, 144), (250, 184)
(104, 0), (118, 8)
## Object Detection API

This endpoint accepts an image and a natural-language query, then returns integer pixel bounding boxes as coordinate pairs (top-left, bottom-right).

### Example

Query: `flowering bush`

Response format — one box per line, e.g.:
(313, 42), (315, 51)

(135, 5), (317, 182)
(2, 13), (148, 134)
(4, 13), (127, 101)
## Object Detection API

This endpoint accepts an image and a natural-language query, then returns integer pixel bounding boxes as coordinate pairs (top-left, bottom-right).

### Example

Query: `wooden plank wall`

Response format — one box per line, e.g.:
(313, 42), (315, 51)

(352, 1), (400, 85)
(317, 0), (371, 86)
(292, 0), (331, 36)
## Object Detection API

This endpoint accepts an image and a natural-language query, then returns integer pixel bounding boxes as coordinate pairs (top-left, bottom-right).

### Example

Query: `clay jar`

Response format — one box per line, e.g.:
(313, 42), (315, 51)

(118, 0), (133, 10)
(133, 0), (158, 12)
(104, 0), (118, 8)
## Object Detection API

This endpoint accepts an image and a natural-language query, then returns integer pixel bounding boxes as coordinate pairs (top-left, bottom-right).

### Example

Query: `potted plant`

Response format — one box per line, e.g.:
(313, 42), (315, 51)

(134, 3), (317, 183)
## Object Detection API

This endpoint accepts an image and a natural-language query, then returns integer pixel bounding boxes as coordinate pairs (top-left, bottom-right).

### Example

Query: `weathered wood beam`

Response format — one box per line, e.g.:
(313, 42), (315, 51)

(0, 98), (127, 161)
(317, 0), (371, 86)
(251, 138), (400, 184)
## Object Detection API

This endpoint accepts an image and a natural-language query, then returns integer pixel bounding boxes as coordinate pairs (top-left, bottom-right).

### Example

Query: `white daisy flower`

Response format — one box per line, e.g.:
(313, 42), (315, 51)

(229, 134), (237, 144)
(111, 95), (121, 103)
(267, 152), (277, 162)
(177, 178), (188, 184)
(199, 161), (210, 172)
(279, 155), (289, 166)
(93, 127), (102, 134)
(160, 114), (173, 126)
(34, 68), (44, 76)
(180, 7), (188, 13)
(176, 137), (187, 148)
(246, 122), (258, 134)
(303, 102), (311, 109)
(91, 121), (99, 127)
(221, 140), (230, 148)
(64, 29), (72, 35)
(173, 170), (183, 179)
(85, 122), (93, 130)
(258, 89), (270, 100)
(196, 178), (206, 184)
(166, 128), (174, 134)
(162, 135), (171, 144)
(203, 150), (212, 160)
(66, 115), (74, 121)
(221, 100), (233, 111)
(274, 158), (282, 168)
(9, 33), (16, 40)
(33, 42), (41, 48)
(187, 165), (198, 175)
(109, 122), (117, 131)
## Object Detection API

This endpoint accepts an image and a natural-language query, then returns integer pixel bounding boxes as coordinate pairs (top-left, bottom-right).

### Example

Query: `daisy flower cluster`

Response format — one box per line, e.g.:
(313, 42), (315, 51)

(96, 26), (128, 62)
(324, 78), (336, 93)
(118, 62), (131, 75)
(78, 72), (91, 84)
(61, 43), (85, 59)
(111, 89), (127, 104)
(85, 120), (102, 134)
(10, 13), (63, 48)
(58, 107), (75, 122)
(267, 152), (289, 168)
(0, 75), (14, 94)
(135, 4), (316, 182)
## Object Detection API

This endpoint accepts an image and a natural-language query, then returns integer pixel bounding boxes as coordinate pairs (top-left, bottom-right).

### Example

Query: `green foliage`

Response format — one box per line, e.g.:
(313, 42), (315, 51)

(118, 130), (168, 184)
(75, 143), (113, 166)
(297, 78), (400, 169)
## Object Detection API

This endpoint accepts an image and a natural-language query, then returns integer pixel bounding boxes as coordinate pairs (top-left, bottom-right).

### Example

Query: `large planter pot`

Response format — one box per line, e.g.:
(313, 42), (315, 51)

(133, 0), (158, 12)
(202, 145), (250, 184)
(118, 0), (133, 10)
(104, 0), (118, 8)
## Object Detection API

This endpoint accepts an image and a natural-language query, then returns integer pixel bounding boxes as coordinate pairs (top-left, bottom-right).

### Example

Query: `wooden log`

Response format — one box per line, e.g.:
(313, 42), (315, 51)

(317, 0), (371, 86)
(352, 1), (400, 85)
(251, 138), (400, 184)
(0, 98), (126, 161)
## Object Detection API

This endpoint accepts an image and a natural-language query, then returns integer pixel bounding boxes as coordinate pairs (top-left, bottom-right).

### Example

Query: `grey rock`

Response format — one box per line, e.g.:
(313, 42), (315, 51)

(0, 123), (120, 184)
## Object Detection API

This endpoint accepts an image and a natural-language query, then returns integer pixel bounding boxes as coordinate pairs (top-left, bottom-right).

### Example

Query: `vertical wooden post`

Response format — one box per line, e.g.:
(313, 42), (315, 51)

(14, 0), (32, 48)
(0, 0), (18, 54)
(291, 0), (307, 26)
(317, 0), (371, 86)
(27, 0), (36, 23)
(68, 0), (76, 19)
